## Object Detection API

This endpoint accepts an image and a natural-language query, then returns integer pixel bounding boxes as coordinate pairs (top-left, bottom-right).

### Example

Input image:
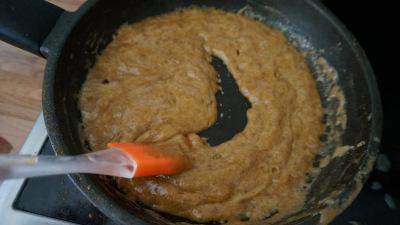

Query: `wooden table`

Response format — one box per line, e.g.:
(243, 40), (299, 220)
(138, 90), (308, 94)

(0, 0), (84, 153)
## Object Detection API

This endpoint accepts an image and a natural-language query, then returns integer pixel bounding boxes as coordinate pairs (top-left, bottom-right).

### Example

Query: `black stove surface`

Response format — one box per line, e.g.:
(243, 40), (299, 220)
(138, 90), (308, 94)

(12, 1), (400, 225)
(13, 139), (116, 225)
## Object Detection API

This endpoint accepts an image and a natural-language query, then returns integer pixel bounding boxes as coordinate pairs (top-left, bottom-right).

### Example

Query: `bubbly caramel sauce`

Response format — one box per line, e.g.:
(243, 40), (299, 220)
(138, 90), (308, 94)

(80, 8), (324, 224)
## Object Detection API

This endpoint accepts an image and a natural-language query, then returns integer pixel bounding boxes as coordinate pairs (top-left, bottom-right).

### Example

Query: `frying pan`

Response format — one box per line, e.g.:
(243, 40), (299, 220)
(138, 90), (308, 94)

(0, 0), (382, 224)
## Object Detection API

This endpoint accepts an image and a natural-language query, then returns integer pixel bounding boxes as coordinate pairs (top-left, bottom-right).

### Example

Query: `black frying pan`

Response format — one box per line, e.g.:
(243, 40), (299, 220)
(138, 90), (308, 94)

(0, 0), (382, 224)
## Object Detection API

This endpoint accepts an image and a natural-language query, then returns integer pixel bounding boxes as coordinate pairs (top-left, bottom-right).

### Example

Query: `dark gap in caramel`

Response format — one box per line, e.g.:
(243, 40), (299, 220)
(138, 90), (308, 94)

(198, 55), (251, 146)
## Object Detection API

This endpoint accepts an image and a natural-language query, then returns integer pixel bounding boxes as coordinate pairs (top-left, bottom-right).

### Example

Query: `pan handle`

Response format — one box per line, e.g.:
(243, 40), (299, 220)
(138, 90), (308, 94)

(0, 0), (64, 57)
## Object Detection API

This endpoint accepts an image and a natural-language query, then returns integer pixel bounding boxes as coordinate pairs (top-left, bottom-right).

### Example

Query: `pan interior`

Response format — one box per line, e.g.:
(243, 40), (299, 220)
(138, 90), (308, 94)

(50, 0), (378, 224)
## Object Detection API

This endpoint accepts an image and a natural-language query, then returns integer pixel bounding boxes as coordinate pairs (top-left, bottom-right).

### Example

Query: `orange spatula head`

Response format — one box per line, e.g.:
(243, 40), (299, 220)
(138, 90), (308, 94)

(107, 142), (188, 177)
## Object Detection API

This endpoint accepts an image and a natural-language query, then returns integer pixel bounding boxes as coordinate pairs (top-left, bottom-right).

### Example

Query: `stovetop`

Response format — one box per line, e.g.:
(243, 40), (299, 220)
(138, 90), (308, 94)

(13, 139), (113, 225)
(1, 1), (399, 225)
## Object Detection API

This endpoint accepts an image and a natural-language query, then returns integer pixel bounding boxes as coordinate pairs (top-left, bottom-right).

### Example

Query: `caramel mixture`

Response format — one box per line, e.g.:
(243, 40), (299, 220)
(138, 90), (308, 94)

(80, 8), (324, 224)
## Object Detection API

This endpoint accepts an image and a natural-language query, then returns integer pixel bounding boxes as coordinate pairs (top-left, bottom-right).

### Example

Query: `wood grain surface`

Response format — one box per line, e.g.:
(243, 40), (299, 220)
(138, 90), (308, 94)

(0, 0), (84, 153)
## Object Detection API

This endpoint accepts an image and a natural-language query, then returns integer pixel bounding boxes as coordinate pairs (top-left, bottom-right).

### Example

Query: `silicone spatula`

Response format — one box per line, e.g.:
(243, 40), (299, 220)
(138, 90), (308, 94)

(0, 142), (187, 180)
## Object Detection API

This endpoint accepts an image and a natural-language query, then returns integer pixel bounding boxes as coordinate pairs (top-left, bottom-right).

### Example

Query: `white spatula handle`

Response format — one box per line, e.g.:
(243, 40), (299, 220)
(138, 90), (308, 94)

(0, 149), (136, 180)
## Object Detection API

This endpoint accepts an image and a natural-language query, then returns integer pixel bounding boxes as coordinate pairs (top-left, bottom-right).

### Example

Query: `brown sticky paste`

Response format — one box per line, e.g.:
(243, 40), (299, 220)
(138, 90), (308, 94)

(80, 8), (324, 224)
